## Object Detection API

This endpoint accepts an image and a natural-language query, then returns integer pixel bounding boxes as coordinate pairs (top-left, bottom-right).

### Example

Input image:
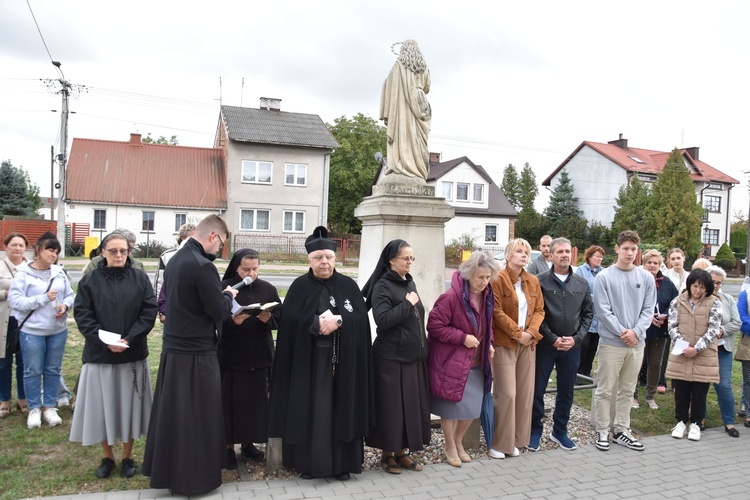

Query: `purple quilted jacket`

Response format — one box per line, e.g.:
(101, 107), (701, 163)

(427, 270), (493, 402)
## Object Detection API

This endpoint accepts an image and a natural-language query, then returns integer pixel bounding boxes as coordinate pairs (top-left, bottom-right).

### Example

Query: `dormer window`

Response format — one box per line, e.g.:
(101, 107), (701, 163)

(628, 155), (646, 164)
(473, 184), (484, 202)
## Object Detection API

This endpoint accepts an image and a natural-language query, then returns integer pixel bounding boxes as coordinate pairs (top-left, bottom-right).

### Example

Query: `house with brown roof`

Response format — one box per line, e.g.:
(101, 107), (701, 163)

(426, 154), (518, 247)
(214, 98), (339, 247)
(65, 133), (226, 247)
(542, 135), (740, 256)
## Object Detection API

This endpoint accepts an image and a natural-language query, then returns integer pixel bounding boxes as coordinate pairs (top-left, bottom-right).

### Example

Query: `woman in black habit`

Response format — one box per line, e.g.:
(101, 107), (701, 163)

(362, 239), (431, 474)
(219, 249), (281, 468)
(268, 226), (373, 481)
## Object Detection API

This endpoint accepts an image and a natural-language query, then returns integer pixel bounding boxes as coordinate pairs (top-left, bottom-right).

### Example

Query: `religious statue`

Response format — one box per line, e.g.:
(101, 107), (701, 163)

(379, 40), (432, 181)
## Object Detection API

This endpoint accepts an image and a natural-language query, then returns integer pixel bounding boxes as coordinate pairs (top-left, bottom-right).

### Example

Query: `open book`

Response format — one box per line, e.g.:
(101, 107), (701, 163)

(232, 301), (280, 317)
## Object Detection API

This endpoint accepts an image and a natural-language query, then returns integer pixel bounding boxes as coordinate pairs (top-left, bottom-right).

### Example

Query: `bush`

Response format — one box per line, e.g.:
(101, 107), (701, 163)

(714, 243), (737, 271)
(132, 240), (167, 259)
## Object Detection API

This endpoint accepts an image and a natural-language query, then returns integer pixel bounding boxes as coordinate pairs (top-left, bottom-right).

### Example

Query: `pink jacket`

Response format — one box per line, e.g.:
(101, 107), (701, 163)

(427, 271), (493, 402)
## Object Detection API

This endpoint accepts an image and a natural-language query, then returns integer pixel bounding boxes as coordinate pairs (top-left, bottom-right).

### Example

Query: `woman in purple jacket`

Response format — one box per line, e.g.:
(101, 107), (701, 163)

(427, 251), (495, 467)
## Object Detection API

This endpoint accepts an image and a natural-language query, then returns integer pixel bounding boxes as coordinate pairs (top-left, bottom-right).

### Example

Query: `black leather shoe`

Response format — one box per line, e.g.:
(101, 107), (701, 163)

(334, 473), (351, 481)
(95, 457), (115, 479)
(739, 409), (747, 417)
(120, 457), (136, 478)
(240, 443), (265, 462)
(725, 426), (740, 438)
(744, 419), (750, 428)
(225, 448), (238, 470)
(300, 473), (313, 480)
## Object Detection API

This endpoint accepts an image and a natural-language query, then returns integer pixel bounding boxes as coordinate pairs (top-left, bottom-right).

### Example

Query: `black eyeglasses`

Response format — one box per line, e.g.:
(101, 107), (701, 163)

(214, 233), (226, 251)
(713, 281), (723, 287)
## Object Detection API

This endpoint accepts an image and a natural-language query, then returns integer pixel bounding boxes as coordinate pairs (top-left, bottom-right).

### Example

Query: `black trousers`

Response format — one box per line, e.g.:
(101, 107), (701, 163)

(673, 379), (709, 424)
(578, 332), (599, 377)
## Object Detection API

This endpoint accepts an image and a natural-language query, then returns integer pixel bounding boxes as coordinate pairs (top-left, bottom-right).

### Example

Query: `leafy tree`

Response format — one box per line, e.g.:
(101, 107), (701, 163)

(545, 169), (582, 225)
(518, 162), (538, 213)
(327, 113), (387, 233)
(142, 133), (179, 145)
(514, 208), (549, 244)
(646, 149), (703, 258)
(611, 175), (652, 238)
(500, 163), (521, 210)
(0, 160), (41, 218)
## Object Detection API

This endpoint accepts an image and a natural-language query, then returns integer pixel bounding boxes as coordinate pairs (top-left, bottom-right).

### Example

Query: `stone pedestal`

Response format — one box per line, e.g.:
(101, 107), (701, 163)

(355, 177), (454, 319)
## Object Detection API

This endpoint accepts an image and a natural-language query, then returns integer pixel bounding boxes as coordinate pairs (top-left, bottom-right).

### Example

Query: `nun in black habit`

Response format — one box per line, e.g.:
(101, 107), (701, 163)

(219, 249), (281, 467)
(268, 227), (374, 481)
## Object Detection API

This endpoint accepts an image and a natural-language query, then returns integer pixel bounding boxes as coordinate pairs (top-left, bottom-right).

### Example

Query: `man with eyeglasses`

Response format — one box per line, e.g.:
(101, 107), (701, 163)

(143, 215), (238, 496)
(269, 226), (372, 482)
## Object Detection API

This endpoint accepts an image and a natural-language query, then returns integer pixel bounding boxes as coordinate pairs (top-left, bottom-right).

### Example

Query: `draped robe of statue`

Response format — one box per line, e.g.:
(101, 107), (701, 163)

(379, 59), (432, 180)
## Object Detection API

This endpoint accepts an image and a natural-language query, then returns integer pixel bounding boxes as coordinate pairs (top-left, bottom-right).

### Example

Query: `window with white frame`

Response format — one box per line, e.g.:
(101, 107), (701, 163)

(283, 211), (305, 233)
(442, 181), (452, 200)
(93, 209), (106, 230)
(456, 183), (469, 201)
(142, 211), (155, 231)
(240, 209), (270, 231)
(485, 224), (498, 244)
(703, 195), (721, 213)
(241, 160), (272, 184)
(473, 184), (484, 202)
(285, 163), (307, 186)
(174, 213), (187, 232)
(702, 228), (719, 245)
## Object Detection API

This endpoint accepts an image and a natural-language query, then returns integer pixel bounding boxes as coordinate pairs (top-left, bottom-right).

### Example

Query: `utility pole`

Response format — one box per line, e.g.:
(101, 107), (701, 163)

(49, 145), (54, 221)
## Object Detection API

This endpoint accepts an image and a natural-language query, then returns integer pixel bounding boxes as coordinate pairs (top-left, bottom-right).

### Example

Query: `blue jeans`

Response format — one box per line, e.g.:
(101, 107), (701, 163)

(713, 346), (735, 426)
(532, 345), (581, 437)
(19, 330), (67, 410)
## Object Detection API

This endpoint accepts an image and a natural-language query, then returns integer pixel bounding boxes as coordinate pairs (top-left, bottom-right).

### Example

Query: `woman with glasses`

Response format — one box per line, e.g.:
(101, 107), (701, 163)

(576, 245), (605, 380)
(70, 231), (157, 478)
(362, 240), (430, 474)
(706, 266), (741, 437)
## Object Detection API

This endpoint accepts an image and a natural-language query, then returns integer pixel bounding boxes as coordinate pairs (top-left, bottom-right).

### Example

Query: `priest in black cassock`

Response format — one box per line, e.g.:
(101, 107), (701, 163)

(268, 226), (373, 481)
(142, 215), (237, 496)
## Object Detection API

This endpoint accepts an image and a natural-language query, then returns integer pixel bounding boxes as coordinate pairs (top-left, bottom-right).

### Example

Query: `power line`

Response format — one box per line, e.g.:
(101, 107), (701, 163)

(25, 0), (62, 79)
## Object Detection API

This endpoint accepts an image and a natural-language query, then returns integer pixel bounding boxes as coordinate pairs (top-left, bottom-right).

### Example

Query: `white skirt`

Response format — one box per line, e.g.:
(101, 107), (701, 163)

(69, 360), (152, 446)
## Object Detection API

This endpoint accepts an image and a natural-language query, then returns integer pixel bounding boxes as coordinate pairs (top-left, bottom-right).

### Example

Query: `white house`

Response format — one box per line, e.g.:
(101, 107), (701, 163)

(65, 134), (225, 250)
(542, 135), (739, 256)
(426, 155), (517, 247)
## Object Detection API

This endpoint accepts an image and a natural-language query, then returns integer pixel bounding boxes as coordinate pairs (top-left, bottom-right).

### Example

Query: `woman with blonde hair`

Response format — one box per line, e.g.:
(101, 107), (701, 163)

(489, 238), (544, 459)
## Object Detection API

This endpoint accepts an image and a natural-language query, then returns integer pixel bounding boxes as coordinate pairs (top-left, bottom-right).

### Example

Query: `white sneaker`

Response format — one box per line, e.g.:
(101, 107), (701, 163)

(646, 399), (659, 410)
(509, 447), (520, 457)
(489, 448), (506, 459)
(672, 421), (686, 439)
(27, 408), (42, 429)
(43, 408), (62, 427)
(688, 423), (701, 441)
(57, 396), (70, 408)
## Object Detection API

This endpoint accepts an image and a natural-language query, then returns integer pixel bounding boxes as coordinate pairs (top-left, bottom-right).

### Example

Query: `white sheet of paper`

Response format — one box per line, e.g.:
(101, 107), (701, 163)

(671, 338), (689, 355)
(98, 329), (130, 348)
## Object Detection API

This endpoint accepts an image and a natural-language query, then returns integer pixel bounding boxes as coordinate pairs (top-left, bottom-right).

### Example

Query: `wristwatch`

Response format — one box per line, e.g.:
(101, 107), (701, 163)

(336, 318), (343, 327)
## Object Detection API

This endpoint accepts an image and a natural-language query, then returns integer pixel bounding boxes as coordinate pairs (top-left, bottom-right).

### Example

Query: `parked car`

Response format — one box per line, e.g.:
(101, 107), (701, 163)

(493, 249), (542, 270)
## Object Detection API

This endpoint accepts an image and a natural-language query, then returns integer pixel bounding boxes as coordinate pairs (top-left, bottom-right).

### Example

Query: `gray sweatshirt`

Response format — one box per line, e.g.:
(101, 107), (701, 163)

(593, 264), (656, 347)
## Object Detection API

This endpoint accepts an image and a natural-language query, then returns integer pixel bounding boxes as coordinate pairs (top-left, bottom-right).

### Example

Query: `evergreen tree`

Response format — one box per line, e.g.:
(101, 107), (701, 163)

(500, 163), (521, 210)
(327, 113), (387, 233)
(611, 175), (653, 238)
(545, 169), (582, 225)
(646, 149), (704, 258)
(515, 208), (549, 244)
(0, 160), (41, 218)
(518, 162), (538, 212)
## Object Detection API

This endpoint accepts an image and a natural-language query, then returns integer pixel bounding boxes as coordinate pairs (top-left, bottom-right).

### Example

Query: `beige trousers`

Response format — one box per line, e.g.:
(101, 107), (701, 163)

(491, 344), (535, 454)
(592, 344), (644, 434)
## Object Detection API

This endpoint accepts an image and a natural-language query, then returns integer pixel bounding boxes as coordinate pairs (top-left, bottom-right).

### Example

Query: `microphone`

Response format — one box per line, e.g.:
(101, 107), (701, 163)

(231, 276), (253, 290)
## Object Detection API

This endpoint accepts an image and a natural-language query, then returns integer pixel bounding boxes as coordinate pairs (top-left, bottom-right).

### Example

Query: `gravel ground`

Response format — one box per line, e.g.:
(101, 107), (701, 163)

(237, 395), (599, 481)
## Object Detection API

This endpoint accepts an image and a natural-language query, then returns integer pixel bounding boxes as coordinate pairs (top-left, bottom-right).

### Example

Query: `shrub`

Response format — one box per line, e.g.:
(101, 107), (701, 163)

(133, 240), (167, 259)
(714, 243), (737, 271)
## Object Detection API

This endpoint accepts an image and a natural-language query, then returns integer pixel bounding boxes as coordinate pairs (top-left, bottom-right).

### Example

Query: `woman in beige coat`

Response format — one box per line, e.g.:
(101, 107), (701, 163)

(666, 269), (721, 442)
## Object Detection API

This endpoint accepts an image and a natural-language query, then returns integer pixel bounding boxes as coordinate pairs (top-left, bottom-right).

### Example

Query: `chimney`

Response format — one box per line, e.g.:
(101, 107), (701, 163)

(684, 147), (700, 161)
(608, 133), (628, 149)
(429, 152), (442, 164)
(259, 97), (282, 111)
(130, 133), (142, 144)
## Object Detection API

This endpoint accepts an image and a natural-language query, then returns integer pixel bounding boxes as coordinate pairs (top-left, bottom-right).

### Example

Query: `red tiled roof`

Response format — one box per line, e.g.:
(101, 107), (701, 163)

(542, 141), (740, 186)
(66, 135), (227, 209)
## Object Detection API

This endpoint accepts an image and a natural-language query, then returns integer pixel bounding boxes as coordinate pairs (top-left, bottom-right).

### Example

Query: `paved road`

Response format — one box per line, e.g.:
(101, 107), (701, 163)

(40, 427), (748, 499)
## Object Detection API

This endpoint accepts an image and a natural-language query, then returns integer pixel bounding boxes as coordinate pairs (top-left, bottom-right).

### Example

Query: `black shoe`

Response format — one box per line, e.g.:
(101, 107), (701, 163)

(95, 457), (116, 479)
(333, 472), (351, 481)
(240, 443), (265, 462)
(120, 458), (136, 478)
(225, 448), (238, 470)
(699, 421), (705, 431)
(725, 426), (740, 438)
(738, 409), (747, 417)
(300, 473), (313, 480)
